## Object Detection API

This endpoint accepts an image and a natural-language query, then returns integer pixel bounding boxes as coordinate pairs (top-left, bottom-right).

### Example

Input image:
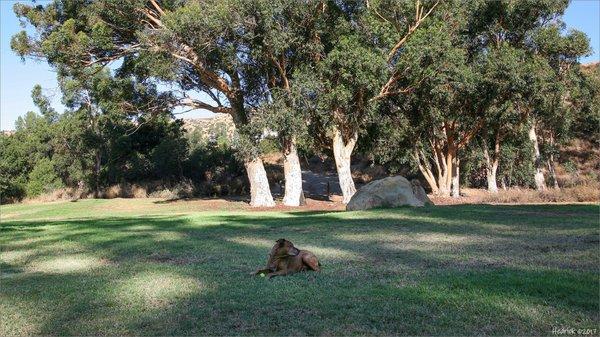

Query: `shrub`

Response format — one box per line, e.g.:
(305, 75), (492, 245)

(185, 137), (247, 197)
(151, 137), (188, 179)
(0, 176), (25, 204)
(131, 184), (148, 198)
(25, 158), (63, 197)
(146, 179), (196, 200)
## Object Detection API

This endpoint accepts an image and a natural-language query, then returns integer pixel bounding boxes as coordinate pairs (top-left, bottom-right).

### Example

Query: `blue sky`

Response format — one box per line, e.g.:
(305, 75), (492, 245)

(1, 0), (599, 130)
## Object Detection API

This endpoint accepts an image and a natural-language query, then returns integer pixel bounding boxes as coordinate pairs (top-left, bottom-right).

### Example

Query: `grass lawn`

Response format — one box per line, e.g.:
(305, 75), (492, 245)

(1, 199), (598, 335)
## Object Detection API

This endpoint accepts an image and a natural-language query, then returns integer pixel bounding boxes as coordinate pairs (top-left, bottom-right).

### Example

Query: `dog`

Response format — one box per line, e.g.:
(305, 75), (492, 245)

(253, 239), (321, 279)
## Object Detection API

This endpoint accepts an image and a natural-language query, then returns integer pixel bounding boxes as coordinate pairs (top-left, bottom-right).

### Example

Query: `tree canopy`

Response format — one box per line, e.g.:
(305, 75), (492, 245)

(4, 0), (596, 205)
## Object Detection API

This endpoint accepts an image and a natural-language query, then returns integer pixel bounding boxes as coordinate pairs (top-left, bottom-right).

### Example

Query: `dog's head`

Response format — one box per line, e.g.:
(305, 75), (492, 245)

(271, 238), (300, 257)
(267, 238), (299, 270)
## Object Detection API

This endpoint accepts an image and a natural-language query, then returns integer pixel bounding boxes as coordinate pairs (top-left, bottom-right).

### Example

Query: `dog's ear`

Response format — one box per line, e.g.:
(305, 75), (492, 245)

(276, 238), (285, 247)
(288, 247), (300, 256)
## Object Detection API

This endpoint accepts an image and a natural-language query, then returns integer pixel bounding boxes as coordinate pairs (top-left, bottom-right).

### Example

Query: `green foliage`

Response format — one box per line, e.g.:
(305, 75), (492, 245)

(25, 158), (63, 197)
(464, 132), (535, 188)
(151, 137), (187, 179)
(5, 0), (597, 199)
(185, 128), (247, 195)
(0, 135), (27, 203)
(571, 64), (600, 143)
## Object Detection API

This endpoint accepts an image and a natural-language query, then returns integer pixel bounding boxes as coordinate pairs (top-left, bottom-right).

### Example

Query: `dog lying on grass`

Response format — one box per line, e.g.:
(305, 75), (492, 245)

(253, 239), (321, 279)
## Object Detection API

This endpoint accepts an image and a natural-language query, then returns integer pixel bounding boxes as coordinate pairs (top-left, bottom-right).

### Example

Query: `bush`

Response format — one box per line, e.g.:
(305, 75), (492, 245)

(185, 136), (248, 197)
(98, 183), (148, 199)
(0, 175), (25, 204)
(151, 137), (188, 179)
(27, 187), (84, 203)
(145, 179), (196, 199)
(25, 158), (63, 197)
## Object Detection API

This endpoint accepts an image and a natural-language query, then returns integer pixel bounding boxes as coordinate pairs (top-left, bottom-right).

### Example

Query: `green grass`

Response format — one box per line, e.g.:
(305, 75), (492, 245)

(1, 199), (598, 335)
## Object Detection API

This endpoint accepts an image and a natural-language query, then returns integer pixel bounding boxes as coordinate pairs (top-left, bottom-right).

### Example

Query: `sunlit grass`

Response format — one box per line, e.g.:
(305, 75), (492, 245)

(0, 199), (597, 335)
(114, 271), (207, 309)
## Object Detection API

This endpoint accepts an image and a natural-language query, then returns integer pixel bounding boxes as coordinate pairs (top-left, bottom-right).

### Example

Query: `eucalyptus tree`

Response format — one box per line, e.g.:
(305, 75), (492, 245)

(528, 25), (590, 189)
(391, 17), (485, 197)
(11, 0), (313, 206)
(572, 63), (600, 144)
(477, 47), (529, 193)
(469, 0), (589, 192)
(255, 90), (309, 206)
(295, 0), (441, 203)
(55, 67), (175, 195)
(247, 2), (328, 206)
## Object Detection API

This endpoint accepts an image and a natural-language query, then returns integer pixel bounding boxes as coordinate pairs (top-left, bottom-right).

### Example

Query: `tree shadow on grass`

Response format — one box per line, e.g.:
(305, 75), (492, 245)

(0, 204), (598, 335)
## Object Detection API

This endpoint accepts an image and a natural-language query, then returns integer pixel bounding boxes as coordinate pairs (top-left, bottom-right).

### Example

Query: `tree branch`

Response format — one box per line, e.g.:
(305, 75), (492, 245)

(179, 98), (233, 114)
(387, 0), (439, 63)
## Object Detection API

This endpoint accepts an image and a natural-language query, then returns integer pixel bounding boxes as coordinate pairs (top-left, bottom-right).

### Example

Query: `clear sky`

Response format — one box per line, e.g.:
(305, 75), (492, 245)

(1, 0), (599, 131)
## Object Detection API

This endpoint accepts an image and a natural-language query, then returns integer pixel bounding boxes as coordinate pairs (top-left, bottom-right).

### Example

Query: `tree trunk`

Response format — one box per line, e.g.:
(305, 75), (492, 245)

(547, 158), (560, 189)
(482, 131), (502, 193)
(451, 157), (460, 198)
(332, 127), (357, 204)
(436, 175), (450, 197)
(414, 147), (439, 195)
(245, 157), (276, 207)
(228, 107), (275, 207)
(282, 139), (306, 206)
(528, 122), (546, 191)
(487, 164), (499, 193)
(436, 149), (454, 197)
(482, 146), (499, 193)
(415, 143), (451, 197)
(547, 134), (559, 189)
(93, 150), (101, 198)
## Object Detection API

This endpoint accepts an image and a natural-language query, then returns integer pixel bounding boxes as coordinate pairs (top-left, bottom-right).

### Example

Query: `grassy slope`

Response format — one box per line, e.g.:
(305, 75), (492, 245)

(0, 199), (598, 336)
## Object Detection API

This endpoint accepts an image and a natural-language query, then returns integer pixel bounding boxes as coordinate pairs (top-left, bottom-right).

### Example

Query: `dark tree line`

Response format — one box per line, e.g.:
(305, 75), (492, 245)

(2, 0), (597, 205)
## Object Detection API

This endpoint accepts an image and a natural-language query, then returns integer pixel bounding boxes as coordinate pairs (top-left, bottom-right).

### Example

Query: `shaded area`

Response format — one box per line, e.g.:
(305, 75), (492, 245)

(0, 204), (598, 335)
(301, 170), (341, 200)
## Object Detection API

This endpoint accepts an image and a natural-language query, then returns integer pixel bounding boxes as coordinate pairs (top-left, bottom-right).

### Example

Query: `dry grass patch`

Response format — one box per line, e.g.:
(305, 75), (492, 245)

(433, 183), (600, 205)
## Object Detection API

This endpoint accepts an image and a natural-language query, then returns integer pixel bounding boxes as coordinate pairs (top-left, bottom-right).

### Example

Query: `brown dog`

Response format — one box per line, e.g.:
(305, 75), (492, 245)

(253, 239), (321, 279)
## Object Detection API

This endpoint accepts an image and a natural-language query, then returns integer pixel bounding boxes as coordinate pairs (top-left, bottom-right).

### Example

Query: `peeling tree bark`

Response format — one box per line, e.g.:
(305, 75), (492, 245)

(547, 158), (559, 189)
(451, 157), (460, 198)
(414, 147), (439, 195)
(439, 151), (453, 197)
(486, 161), (499, 193)
(528, 122), (546, 191)
(411, 116), (483, 198)
(332, 126), (357, 204)
(245, 158), (276, 207)
(547, 134), (560, 189)
(413, 144), (453, 197)
(282, 139), (306, 206)
(482, 135), (500, 193)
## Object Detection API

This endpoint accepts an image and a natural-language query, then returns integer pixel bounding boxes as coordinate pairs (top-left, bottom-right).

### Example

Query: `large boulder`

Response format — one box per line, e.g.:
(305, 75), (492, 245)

(346, 176), (433, 211)
(410, 179), (434, 206)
